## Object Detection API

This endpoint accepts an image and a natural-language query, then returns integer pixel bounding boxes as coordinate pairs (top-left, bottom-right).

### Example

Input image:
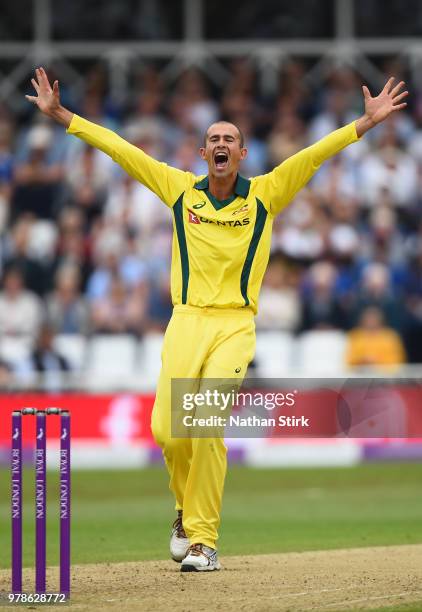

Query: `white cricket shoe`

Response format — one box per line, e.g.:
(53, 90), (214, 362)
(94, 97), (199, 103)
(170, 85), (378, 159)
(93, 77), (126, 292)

(170, 511), (190, 562)
(181, 543), (221, 572)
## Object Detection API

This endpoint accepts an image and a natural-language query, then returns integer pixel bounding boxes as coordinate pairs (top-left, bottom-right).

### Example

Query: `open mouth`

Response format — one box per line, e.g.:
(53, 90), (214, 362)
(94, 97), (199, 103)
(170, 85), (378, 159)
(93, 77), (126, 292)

(214, 151), (229, 170)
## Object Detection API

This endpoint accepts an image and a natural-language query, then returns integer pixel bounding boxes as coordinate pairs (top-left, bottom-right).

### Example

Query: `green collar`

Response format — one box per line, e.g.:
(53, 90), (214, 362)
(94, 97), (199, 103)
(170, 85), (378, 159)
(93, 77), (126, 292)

(195, 174), (251, 210)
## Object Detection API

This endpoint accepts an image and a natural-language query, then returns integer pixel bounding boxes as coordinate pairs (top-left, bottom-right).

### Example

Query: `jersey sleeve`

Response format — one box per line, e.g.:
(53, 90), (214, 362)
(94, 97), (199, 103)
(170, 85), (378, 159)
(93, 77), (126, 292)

(256, 121), (361, 216)
(67, 114), (192, 207)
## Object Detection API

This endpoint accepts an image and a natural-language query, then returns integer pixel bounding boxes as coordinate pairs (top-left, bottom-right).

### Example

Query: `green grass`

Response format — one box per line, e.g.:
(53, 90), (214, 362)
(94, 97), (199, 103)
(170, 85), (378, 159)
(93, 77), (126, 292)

(0, 463), (422, 568)
(370, 601), (422, 612)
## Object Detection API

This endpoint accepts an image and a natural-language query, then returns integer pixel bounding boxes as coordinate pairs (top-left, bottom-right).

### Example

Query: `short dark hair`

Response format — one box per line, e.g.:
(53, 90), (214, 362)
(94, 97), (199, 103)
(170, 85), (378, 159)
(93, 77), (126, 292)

(204, 121), (244, 148)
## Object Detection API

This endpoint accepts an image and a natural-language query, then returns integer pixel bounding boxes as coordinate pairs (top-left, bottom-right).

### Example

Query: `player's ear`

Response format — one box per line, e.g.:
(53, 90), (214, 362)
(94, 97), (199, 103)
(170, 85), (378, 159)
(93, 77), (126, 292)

(199, 147), (206, 160)
(240, 147), (248, 160)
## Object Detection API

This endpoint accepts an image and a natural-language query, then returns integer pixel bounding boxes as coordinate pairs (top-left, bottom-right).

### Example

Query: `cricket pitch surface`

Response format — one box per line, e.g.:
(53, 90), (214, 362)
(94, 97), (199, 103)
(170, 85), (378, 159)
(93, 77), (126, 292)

(1, 544), (421, 611)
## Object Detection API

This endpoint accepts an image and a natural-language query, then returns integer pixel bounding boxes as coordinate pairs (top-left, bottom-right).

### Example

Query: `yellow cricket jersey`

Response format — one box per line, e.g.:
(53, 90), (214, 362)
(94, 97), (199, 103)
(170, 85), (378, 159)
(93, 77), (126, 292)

(67, 115), (360, 314)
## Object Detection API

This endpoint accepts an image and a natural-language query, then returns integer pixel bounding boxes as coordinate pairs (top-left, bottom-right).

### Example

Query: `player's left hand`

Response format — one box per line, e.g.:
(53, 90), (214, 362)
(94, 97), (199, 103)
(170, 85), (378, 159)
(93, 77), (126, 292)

(362, 77), (408, 126)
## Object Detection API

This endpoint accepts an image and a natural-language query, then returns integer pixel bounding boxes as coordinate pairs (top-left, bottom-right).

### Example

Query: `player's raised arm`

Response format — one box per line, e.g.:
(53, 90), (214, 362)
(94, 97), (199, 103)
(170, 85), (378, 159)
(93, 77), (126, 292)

(258, 77), (408, 217)
(26, 67), (191, 207)
(355, 77), (408, 137)
(26, 67), (73, 127)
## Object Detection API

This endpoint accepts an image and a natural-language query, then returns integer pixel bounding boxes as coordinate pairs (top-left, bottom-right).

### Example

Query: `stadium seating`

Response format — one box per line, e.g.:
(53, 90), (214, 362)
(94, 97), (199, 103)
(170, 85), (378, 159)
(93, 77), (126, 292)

(85, 335), (139, 390)
(0, 337), (32, 366)
(0, 330), (352, 389)
(296, 330), (348, 375)
(0, 329), (357, 389)
(254, 331), (295, 377)
(53, 334), (87, 371)
(137, 332), (164, 388)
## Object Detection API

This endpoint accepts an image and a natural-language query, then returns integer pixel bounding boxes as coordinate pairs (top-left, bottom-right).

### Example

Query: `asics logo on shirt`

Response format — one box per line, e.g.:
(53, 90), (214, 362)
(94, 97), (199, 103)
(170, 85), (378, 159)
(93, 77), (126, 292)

(192, 201), (206, 209)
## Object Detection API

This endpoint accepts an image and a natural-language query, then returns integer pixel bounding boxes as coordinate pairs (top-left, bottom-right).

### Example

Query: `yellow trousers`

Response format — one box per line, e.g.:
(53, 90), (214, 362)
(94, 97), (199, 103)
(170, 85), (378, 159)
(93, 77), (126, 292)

(151, 305), (256, 549)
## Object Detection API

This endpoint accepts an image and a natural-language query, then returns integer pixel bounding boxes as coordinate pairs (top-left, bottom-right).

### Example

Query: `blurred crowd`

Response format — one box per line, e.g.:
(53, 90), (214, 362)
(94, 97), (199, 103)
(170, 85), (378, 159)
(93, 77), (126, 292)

(1, 59), (422, 375)
(6, 1), (421, 42)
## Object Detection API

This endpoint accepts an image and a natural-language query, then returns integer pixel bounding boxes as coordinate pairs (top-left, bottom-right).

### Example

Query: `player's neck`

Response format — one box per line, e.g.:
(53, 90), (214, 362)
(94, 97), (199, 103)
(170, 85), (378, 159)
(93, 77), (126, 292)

(208, 172), (237, 201)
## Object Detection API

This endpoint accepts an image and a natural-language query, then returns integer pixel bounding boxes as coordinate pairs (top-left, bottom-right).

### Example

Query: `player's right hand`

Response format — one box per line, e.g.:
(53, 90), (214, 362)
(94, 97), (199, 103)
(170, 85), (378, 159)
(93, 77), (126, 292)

(26, 67), (61, 116)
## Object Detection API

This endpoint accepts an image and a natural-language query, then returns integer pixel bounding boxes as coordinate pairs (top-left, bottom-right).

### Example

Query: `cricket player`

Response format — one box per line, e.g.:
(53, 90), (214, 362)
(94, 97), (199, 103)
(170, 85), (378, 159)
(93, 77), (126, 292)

(27, 67), (407, 571)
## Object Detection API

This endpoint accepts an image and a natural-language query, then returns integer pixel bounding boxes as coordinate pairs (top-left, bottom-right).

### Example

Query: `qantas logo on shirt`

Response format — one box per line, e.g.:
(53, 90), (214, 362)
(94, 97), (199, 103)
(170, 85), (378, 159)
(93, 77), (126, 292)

(188, 211), (201, 224)
(188, 210), (250, 227)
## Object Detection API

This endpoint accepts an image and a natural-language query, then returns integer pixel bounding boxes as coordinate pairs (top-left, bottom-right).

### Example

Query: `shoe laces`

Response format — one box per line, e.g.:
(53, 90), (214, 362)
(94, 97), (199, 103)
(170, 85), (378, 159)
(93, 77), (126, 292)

(188, 543), (209, 557)
(172, 510), (187, 539)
